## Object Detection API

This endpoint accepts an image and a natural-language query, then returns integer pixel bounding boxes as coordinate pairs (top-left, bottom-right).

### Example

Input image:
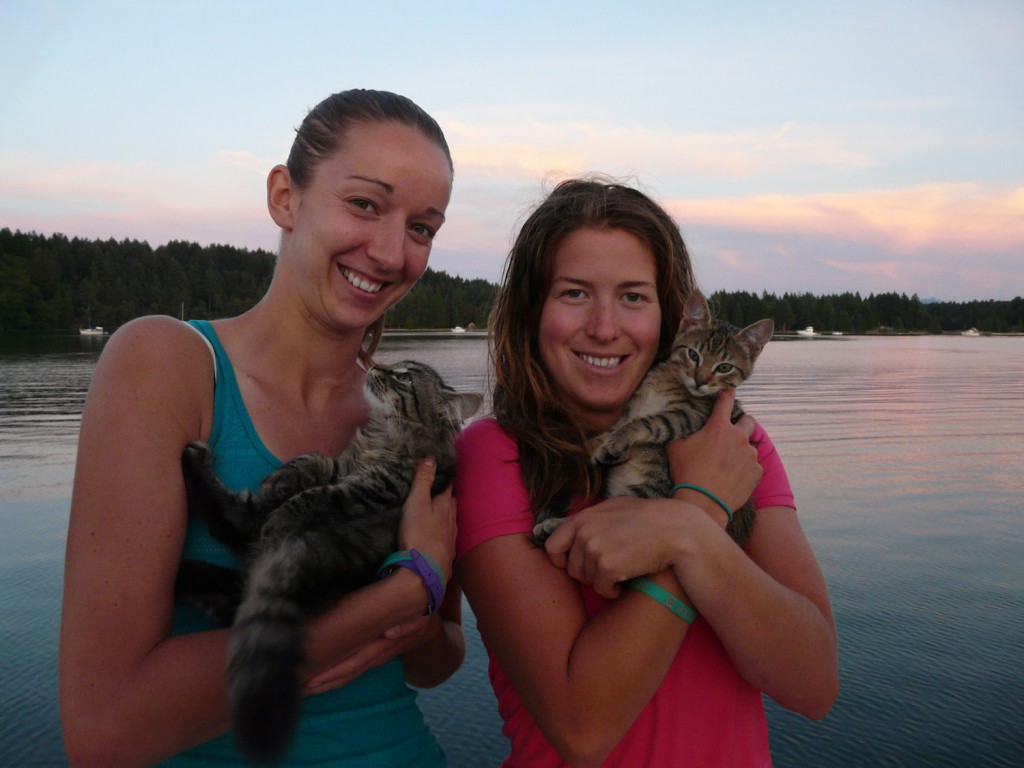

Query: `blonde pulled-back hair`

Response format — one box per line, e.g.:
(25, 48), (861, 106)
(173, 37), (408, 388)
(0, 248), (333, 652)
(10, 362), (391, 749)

(489, 177), (698, 514)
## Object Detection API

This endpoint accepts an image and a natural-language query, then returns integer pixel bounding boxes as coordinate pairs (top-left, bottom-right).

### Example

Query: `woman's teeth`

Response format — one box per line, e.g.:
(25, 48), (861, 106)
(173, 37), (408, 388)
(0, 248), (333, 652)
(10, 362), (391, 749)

(580, 354), (622, 368)
(343, 269), (384, 294)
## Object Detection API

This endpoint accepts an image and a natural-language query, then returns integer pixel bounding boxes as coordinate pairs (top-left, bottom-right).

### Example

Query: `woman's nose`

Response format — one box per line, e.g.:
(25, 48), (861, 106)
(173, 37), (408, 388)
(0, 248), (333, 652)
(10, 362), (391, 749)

(367, 220), (406, 271)
(586, 303), (619, 340)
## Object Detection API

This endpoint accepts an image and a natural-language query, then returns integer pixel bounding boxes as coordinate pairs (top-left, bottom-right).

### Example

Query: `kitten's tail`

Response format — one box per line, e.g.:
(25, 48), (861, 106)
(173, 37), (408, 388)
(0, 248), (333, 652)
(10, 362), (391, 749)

(227, 541), (308, 762)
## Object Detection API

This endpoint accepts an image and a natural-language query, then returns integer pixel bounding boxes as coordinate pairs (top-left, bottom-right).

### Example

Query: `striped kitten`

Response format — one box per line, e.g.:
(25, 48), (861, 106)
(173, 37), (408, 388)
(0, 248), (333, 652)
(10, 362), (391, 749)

(176, 360), (481, 762)
(534, 291), (773, 547)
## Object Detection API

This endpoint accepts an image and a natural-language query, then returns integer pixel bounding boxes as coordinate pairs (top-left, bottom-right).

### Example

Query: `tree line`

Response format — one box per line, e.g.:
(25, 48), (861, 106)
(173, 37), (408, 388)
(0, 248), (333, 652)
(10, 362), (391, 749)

(709, 290), (1023, 335)
(0, 228), (495, 333)
(1, 228), (1020, 334)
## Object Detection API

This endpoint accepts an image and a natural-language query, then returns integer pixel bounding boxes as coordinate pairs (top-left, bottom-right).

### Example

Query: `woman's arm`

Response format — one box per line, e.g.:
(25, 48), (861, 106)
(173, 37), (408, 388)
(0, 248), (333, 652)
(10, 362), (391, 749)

(60, 317), (237, 766)
(400, 585), (465, 689)
(458, 527), (691, 767)
(395, 462), (465, 689)
(60, 319), (462, 767)
(666, 393), (839, 718)
(552, 392), (839, 721)
(671, 505), (839, 719)
(544, 502), (838, 729)
(304, 468), (465, 693)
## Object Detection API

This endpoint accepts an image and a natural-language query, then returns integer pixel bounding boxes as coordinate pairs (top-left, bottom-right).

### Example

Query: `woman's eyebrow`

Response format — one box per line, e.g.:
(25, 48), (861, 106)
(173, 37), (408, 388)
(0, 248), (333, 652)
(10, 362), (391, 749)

(552, 276), (655, 289)
(349, 174), (394, 194)
(347, 174), (446, 221)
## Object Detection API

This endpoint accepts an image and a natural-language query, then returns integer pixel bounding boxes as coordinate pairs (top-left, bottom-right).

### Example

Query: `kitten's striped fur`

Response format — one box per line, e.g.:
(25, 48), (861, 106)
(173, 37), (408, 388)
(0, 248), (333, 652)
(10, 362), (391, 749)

(176, 360), (481, 762)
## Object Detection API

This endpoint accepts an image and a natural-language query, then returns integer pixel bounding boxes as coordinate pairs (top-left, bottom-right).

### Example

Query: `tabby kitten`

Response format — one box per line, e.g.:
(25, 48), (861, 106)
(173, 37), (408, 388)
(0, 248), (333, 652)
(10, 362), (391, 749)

(176, 360), (481, 762)
(533, 291), (773, 547)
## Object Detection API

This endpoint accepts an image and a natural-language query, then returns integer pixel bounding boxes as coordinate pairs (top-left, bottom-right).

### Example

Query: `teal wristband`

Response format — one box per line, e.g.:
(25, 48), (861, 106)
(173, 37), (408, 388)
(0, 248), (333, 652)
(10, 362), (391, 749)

(670, 482), (733, 525)
(626, 576), (697, 624)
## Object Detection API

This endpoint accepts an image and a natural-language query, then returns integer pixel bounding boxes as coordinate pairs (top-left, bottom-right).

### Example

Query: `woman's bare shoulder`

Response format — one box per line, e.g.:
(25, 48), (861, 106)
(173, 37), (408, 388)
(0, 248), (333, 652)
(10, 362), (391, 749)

(87, 315), (216, 439)
(104, 314), (208, 353)
(98, 316), (211, 378)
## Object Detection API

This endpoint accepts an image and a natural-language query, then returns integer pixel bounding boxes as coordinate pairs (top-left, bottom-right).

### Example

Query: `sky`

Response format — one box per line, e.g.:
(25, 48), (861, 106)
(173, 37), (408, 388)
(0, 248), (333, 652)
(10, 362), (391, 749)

(1, 0), (1021, 302)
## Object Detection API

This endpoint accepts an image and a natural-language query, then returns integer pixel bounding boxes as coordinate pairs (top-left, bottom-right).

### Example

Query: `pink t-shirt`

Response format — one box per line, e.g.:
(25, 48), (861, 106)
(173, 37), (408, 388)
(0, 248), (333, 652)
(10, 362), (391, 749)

(454, 418), (794, 768)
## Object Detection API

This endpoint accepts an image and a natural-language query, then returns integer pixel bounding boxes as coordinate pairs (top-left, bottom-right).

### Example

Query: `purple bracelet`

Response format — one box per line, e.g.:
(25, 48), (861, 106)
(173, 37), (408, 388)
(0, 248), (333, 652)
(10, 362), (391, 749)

(376, 549), (447, 615)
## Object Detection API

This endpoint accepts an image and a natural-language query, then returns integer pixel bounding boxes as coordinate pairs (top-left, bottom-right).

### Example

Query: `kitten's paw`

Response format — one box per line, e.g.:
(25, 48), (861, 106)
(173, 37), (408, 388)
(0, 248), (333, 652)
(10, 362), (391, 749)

(533, 517), (566, 545)
(182, 440), (213, 470)
(592, 442), (625, 466)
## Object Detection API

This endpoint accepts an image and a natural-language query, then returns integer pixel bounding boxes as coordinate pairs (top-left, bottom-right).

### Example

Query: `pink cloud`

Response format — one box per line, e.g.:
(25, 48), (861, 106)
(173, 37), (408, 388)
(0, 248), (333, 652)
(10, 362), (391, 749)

(443, 118), (874, 183)
(667, 184), (1024, 255)
(0, 150), (276, 248)
(821, 259), (906, 279)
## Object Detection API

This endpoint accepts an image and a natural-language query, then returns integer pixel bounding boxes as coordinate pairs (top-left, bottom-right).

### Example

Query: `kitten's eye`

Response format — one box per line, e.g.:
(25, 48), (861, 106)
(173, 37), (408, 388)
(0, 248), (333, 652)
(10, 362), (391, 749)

(716, 363), (735, 374)
(687, 348), (700, 364)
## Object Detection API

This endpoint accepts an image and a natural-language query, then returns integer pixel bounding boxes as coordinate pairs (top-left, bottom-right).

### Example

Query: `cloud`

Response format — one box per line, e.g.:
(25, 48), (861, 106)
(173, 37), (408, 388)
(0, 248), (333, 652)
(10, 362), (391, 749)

(218, 150), (271, 173)
(820, 259), (905, 279)
(666, 183), (1024, 256)
(445, 118), (874, 182)
(0, 150), (268, 208)
(0, 150), (276, 247)
(3, 137), (1017, 301)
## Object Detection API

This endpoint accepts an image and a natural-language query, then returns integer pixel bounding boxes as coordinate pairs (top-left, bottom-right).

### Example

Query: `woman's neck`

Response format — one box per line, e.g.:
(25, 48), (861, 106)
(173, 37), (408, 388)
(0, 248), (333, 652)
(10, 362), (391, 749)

(212, 304), (371, 459)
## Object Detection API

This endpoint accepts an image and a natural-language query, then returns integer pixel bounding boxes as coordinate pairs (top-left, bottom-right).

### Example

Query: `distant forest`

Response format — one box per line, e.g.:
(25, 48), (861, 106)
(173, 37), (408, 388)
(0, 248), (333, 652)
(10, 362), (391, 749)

(1, 228), (1021, 335)
(0, 229), (496, 333)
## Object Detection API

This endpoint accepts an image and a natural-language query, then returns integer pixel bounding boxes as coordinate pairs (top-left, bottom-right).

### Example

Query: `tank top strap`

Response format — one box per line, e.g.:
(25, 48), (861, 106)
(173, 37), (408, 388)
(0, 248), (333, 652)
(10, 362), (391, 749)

(185, 320), (280, 493)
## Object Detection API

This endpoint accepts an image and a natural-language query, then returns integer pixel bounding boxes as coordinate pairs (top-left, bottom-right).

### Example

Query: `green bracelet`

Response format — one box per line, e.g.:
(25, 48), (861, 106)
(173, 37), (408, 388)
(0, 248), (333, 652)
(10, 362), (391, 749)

(670, 482), (733, 525)
(625, 576), (697, 624)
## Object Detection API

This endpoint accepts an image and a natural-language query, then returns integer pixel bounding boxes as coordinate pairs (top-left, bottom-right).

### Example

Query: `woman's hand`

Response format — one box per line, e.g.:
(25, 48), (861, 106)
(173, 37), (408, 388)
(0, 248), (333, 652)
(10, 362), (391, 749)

(397, 457), (457, 579)
(303, 616), (433, 694)
(543, 497), (690, 599)
(303, 459), (465, 695)
(300, 459), (463, 695)
(544, 390), (765, 598)
(666, 388), (762, 514)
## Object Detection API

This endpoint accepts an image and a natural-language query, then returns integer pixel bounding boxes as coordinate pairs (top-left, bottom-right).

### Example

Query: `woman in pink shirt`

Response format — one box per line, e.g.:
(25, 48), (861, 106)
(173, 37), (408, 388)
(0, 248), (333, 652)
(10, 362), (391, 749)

(454, 178), (838, 767)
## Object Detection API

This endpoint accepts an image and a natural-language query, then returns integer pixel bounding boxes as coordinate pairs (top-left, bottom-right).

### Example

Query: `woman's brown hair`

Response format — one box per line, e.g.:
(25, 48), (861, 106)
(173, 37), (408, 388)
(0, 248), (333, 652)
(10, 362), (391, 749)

(489, 177), (699, 514)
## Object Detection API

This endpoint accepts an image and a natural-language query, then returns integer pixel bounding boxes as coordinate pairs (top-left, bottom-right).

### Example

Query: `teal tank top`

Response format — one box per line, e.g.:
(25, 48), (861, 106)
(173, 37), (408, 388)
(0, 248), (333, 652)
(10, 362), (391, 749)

(160, 320), (446, 767)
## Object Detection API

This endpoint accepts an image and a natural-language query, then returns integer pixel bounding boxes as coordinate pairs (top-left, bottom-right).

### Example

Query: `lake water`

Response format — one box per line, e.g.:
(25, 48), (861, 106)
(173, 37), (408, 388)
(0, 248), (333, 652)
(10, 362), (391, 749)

(1, 331), (1022, 767)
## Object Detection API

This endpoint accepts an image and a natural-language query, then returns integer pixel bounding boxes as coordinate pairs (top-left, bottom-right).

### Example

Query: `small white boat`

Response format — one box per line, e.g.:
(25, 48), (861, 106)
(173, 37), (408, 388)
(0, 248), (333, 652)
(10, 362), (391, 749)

(961, 328), (981, 337)
(795, 326), (817, 337)
(451, 326), (466, 333)
(79, 326), (105, 336)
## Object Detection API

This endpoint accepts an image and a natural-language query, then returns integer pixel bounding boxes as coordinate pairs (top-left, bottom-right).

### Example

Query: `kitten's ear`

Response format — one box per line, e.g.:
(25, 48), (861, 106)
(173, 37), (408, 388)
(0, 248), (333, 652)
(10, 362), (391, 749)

(680, 291), (711, 332)
(455, 392), (484, 420)
(738, 319), (774, 360)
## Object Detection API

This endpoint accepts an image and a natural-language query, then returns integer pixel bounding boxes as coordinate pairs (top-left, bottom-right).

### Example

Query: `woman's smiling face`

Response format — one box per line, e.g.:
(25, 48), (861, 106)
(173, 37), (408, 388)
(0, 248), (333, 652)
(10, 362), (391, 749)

(538, 226), (662, 432)
(276, 120), (452, 334)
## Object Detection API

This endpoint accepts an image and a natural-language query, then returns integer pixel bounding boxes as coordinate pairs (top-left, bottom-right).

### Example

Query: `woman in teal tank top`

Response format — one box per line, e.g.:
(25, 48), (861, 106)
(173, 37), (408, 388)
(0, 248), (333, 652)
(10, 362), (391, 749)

(60, 91), (463, 767)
